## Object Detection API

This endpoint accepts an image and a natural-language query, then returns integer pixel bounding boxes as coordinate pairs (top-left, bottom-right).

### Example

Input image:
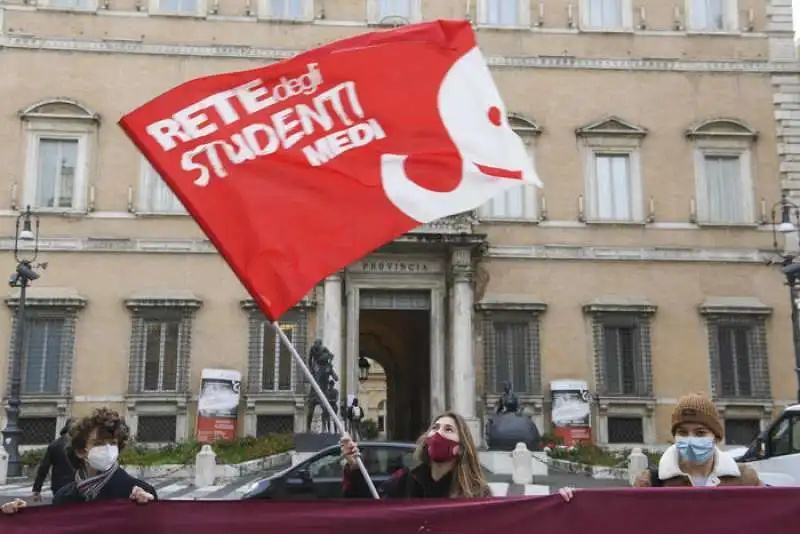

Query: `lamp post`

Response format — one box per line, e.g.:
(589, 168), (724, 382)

(770, 194), (800, 404)
(3, 206), (40, 478)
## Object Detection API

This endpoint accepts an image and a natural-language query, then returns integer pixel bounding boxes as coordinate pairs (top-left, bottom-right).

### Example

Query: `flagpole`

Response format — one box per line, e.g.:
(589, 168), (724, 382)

(271, 321), (380, 500)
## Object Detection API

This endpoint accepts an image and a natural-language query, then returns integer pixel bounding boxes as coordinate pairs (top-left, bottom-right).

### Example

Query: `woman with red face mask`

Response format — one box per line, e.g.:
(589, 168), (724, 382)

(341, 411), (576, 500)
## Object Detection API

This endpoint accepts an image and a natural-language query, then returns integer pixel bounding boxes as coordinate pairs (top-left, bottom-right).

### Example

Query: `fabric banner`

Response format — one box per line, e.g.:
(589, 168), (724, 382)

(119, 19), (540, 321)
(3, 488), (799, 533)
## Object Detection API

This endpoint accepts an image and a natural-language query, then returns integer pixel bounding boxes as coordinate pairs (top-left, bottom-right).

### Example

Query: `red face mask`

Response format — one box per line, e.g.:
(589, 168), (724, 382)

(426, 432), (460, 463)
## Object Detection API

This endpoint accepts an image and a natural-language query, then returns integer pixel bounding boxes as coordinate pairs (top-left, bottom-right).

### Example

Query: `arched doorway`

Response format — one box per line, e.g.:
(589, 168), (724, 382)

(358, 310), (430, 441)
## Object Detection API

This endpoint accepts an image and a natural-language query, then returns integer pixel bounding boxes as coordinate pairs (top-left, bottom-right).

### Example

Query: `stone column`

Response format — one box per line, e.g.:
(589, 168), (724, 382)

(450, 247), (480, 443)
(322, 272), (344, 385)
(430, 288), (446, 418)
(345, 285), (360, 400)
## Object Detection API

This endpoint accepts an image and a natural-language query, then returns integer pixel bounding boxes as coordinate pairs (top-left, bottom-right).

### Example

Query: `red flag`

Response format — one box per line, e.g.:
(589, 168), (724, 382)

(119, 20), (540, 321)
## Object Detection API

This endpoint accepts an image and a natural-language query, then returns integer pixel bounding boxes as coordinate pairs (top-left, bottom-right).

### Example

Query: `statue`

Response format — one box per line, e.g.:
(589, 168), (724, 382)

(305, 340), (340, 433)
(495, 381), (520, 414)
(487, 382), (540, 451)
(323, 379), (339, 434)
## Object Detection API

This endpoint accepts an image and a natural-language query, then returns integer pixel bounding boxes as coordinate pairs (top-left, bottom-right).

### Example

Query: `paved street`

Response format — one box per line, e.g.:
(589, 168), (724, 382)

(0, 466), (629, 503)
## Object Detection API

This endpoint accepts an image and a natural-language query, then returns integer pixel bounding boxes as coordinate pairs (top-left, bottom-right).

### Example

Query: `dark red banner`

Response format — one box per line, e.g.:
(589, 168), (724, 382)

(3, 488), (799, 534)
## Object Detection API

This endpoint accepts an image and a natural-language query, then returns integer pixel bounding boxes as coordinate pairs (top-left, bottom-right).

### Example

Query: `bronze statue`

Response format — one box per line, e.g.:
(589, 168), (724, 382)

(495, 381), (520, 414)
(305, 340), (340, 433)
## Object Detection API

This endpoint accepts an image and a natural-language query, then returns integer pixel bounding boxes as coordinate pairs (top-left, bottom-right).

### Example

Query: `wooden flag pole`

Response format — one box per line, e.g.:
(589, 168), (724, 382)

(271, 321), (381, 500)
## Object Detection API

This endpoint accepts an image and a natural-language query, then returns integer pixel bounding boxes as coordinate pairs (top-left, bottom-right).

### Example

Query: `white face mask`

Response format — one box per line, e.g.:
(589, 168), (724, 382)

(87, 444), (119, 472)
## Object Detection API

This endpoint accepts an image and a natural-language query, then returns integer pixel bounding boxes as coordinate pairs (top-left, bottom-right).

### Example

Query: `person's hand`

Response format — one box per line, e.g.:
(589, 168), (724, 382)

(340, 432), (359, 467)
(31, 492), (41, 503)
(130, 486), (154, 504)
(558, 486), (574, 502)
(1, 499), (26, 515)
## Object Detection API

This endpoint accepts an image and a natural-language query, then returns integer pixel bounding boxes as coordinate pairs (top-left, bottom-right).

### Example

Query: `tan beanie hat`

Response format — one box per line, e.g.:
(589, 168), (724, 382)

(670, 393), (723, 439)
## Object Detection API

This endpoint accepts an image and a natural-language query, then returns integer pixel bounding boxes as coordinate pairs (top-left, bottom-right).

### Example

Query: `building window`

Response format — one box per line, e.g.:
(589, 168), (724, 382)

(260, 322), (295, 392)
(150, 0), (202, 15)
(125, 292), (201, 396)
(6, 290), (86, 401)
(256, 414), (294, 436)
(243, 300), (310, 395)
(261, 0), (312, 20)
(577, 116), (647, 223)
(687, 0), (737, 32)
(368, 0), (421, 23)
(480, 114), (541, 221)
(478, 299), (546, 398)
(139, 160), (186, 215)
(724, 418), (760, 446)
(136, 415), (177, 443)
(687, 118), (757, 225)
(607, 416), (643, 444)
(584, 298), (655, 398)
(700, 298), (771, 401)
(19, 417), (58, 446)
(477, 0), (530, 27)
(20, 98), (98, 213)
(39, 0), (95, 8)
(580, 0), (631, 30)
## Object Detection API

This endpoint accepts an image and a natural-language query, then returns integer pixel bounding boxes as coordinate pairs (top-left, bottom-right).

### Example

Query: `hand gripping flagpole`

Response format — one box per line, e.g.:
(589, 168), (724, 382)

(271, 322), (381, 500)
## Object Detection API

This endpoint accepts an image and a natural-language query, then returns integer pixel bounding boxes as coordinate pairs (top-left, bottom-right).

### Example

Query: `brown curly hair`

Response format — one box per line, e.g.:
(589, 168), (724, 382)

(68, 408), (130, 462)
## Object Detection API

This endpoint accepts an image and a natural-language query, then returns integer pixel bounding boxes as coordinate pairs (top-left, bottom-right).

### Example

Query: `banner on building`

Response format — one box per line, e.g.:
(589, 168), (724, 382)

(5, 488), (800, 534)
(196, 368), (242, 442)
(550, 379), (592, 447)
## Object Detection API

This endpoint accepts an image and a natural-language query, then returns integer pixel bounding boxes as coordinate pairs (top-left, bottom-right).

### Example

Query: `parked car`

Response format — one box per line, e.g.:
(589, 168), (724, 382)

(734, 404), (800, 486)
(241, 441), (416, 499)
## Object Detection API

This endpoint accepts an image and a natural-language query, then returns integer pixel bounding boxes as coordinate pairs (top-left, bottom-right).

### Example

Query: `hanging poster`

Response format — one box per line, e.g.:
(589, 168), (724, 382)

(196, 368), (242, 443)
(550, 379), (592, 447)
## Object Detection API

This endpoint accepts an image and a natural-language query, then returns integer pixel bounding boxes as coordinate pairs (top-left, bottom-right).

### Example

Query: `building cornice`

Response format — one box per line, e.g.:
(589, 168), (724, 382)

(0, 236), (774, 264)
(1, 34), (798, 72)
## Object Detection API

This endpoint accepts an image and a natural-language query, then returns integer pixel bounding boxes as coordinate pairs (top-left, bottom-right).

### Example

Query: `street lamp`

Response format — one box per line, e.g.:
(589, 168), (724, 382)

(3, 205), (41, 478)
(770, 194), (800, 404)
(358, 353), (372, 382)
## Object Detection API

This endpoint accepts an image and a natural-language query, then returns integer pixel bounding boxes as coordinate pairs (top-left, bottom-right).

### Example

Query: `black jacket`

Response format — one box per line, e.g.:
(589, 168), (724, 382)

(53, 467), (158, 505)
(33, 436), (75, 494)
(343, 464), (455, 499)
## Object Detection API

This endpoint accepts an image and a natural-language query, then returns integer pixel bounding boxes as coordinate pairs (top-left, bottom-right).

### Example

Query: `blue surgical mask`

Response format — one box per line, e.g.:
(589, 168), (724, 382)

(675, 436), (715, 464)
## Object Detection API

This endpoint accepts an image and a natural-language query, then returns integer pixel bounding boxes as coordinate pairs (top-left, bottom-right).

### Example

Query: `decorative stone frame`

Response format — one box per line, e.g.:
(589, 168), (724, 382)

(479, 113), (542, 222)
(576, 116), (648, 224)
(20, 98), (100, 214)
(124, 291), (202, 443)
(477, 294), (546, 432)
(584, 297), (657, 445)
(699, 297), (774, 430)
(686, 118), (758, 226)
(240, 298), (314, 436)
(4, 287), (86, 439)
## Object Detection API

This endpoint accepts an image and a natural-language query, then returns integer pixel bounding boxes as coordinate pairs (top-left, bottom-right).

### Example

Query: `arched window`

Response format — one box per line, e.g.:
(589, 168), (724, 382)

(685, 118), (758, 225)
(479, 113), (541, 221)
(20, 98), (100, 213)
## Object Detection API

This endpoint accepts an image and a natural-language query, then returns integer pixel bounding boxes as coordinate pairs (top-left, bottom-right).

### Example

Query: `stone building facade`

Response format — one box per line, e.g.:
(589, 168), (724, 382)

(0, 0), (798, 447)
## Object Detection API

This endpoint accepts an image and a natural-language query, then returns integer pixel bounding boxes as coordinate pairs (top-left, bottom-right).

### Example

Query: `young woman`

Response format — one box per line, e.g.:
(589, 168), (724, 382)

(634, 393), (762, 488)
(341, 411), (575, 500)
(53, 407), (158, 505)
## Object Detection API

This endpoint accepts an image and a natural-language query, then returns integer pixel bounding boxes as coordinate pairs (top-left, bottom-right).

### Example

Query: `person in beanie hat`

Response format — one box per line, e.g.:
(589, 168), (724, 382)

(633, 393), (762, 487)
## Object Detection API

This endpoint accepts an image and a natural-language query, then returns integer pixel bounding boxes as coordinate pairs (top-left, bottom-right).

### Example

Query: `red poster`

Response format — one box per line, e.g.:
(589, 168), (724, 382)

(119, 20), (539, 321)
